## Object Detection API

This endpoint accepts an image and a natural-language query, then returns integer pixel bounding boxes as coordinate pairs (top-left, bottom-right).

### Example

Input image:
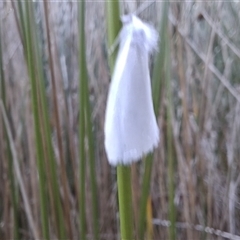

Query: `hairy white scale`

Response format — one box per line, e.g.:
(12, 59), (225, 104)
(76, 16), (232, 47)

(104, 15), (159, 166)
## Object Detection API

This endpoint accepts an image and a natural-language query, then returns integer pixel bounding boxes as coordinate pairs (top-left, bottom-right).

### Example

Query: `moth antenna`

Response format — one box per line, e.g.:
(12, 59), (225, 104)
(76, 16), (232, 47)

(133, 0), (156, 16)
(108, 33), (120, 56)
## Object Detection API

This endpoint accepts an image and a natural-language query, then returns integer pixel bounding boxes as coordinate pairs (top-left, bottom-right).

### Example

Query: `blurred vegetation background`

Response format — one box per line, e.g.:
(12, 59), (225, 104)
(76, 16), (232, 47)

(1, 1), (240, 240)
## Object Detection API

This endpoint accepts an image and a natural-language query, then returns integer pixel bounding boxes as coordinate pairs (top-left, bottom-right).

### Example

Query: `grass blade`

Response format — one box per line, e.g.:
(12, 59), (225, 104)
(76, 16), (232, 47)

(0, 21), (20, 240)
(78, 1), (88, 239)
(138, 2), (169, 239)
(24, 2), (67, 238)
(24, 2), (49, 238)
(0, 100), (39, 239)
(43, 2), (72, 238)
(165, 9), (176, 240)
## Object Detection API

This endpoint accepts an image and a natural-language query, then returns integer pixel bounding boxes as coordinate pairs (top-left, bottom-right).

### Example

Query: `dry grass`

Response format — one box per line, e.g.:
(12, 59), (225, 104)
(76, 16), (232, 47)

(1, 1), (240, 239)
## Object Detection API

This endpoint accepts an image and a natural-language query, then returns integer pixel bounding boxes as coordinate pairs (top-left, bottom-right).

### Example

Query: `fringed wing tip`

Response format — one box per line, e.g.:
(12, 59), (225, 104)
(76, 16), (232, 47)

(107, 134), (160, 166)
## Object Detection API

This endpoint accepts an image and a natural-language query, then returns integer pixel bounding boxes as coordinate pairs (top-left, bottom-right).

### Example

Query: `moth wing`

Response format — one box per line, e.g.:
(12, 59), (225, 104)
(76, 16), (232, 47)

(119, 44), (159, 164)
(104, 35), (132, 165)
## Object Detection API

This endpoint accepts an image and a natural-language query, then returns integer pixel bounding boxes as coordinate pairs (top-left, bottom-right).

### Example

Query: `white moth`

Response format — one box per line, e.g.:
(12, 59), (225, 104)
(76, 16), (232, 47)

(104, 15), (159, 166)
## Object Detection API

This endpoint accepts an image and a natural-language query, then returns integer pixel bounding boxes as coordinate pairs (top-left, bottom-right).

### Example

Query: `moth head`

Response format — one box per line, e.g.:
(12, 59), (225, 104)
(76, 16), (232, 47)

(120, 14), (158, 53)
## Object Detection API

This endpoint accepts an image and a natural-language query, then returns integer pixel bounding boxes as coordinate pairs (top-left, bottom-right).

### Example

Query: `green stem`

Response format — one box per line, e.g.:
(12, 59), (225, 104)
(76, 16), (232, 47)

(78, 1), (87, 239)
(117, 166), (134, 240)
(77, 1), (99, 238)
(106, 0), (121, 72)
(106, 2), (134, 240)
